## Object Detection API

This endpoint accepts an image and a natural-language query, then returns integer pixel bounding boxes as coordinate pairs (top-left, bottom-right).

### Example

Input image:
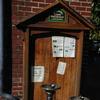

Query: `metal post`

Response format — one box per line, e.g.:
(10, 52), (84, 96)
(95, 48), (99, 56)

(0, 0), (3, 94)
(42, 84), (61, 100)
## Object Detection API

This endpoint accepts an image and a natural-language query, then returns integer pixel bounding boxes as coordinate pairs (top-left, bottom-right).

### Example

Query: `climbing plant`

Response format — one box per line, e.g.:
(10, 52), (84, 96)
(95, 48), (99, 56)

(89, 0), (100, 40)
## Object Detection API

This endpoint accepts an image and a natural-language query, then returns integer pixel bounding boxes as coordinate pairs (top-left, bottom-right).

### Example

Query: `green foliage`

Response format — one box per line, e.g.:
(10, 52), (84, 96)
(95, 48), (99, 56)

(91, 3), (100, 26)
(89, 1), (100, 40)
(89, 29), (100, 40)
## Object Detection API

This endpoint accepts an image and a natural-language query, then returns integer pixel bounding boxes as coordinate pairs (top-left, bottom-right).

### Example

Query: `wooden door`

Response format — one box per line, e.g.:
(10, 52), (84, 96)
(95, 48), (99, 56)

(32, 36), (56, 100)
(30, 32), (83, 100)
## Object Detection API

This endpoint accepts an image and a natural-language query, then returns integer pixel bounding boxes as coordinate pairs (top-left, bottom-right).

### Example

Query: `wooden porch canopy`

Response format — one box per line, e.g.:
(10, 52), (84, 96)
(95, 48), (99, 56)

(16, 0), (94, 32)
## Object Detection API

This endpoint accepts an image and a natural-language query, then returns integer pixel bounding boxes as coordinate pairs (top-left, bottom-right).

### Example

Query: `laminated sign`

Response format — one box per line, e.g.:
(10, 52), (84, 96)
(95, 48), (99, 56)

(64, 37), (76, 57)
(31, 66), (44, 82)
(52, 36), (76, 57)
(57, 61), (67, 75)
(52, 36), (64, 57)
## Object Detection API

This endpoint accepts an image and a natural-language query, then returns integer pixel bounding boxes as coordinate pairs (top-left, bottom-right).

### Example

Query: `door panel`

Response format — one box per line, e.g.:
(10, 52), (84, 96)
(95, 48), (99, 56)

(31, 34), (81, 100)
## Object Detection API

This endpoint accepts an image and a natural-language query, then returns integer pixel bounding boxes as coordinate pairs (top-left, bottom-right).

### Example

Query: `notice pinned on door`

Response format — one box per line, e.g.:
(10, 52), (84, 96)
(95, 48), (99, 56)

(31, 66), (44, 82)
(57, 61), (67, 75)
(64, 37), (76, 57)
(52, 36), (76, 58)
(52, 36), (64, 57)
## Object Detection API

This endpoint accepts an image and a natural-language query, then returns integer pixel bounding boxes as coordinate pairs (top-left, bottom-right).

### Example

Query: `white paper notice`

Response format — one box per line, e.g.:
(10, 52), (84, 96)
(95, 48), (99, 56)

(52, 36), (64, 57)
(64, 37), (76, 57)
(57, 61), (66, 75)
(52, 36), (76, 58)
(31, 66), (44, 82)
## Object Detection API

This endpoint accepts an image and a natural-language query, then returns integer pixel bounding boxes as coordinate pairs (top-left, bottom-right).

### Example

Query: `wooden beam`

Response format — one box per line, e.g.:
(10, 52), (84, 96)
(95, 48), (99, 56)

(74, 31), (84, 95)
(23, 29), (29, 100)
(28, 23), (90, 31)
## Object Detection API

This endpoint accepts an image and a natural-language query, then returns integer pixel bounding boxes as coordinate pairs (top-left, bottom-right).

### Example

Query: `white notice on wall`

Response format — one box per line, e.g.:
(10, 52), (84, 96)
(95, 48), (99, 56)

(31, 66), (44, 82)
(57, 61), (66, 75)
(52, 36), (64, 57)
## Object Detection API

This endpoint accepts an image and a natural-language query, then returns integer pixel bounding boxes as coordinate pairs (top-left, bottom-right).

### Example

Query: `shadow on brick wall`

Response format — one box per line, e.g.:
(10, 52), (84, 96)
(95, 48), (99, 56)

(2, 0), (12, 94)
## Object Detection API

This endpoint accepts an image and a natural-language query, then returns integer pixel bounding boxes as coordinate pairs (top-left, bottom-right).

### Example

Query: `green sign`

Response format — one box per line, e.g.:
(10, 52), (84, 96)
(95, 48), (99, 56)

(48, 9), (66, 22)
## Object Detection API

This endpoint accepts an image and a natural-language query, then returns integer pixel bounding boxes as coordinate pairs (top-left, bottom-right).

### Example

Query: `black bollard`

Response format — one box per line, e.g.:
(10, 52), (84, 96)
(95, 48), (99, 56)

(42, 83), (61, 100)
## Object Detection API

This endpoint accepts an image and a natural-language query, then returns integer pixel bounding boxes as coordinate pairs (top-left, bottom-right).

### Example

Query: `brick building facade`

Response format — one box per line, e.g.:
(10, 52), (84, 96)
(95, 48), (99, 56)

(12, 0), (92, 99)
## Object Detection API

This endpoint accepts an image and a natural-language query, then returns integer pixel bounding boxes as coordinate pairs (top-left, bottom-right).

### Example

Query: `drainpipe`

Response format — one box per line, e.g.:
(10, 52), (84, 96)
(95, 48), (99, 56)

(0, 0), (3, 94)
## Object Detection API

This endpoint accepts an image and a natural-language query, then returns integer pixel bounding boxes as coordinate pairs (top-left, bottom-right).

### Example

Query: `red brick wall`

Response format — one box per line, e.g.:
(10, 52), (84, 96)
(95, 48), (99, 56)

(12, 0), (92, 99)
